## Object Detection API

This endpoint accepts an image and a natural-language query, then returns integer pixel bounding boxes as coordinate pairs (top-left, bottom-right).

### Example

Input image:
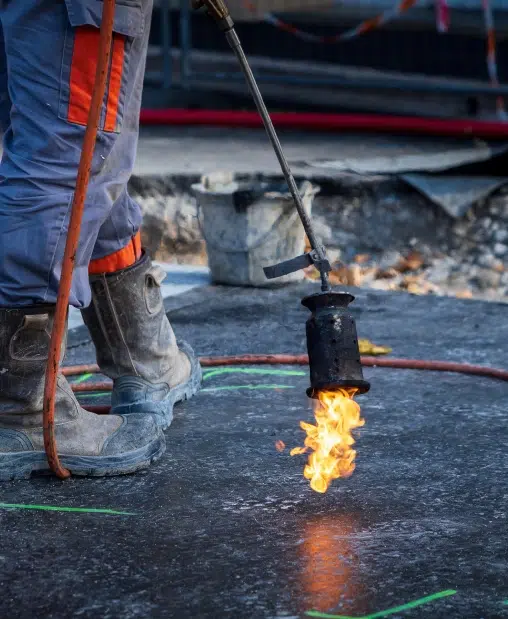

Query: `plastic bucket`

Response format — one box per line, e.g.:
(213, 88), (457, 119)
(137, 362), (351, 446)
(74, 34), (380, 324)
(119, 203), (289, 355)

(192, 174), (320, 287)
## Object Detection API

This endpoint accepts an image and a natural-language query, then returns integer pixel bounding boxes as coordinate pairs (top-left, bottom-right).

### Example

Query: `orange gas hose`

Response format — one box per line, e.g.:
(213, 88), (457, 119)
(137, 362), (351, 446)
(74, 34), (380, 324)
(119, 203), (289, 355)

(42, 0), (116, 479)
(62, 354), (508, 381)
(64, 353), (508, 417)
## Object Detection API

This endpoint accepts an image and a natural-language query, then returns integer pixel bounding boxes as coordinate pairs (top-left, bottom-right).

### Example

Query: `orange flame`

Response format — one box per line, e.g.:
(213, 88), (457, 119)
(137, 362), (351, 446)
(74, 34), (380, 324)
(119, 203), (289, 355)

(291, 388), (364, 493)
(275, 440), (286, 452)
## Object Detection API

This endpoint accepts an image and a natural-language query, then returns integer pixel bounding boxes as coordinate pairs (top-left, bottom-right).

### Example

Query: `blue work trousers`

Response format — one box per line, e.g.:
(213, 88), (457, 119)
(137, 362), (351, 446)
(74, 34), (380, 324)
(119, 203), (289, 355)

(0, 0), (152, 308)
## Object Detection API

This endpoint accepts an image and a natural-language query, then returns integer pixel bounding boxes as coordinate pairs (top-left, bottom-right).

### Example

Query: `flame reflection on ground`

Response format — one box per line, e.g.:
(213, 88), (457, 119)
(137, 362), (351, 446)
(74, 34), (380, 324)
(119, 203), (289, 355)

(299, 515), (365, 616)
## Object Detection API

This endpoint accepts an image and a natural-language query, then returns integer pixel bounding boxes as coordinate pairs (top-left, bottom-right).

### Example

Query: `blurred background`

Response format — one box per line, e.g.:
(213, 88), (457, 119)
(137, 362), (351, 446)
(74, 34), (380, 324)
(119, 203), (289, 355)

(143, 0), (508, 119)
(125, 1), (508, 308)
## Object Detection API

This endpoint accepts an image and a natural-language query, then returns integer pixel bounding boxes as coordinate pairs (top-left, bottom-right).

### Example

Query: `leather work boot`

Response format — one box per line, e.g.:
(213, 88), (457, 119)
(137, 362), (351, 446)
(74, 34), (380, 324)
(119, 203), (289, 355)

(0, 306), (165, 481)
(81, 252), (202, 430)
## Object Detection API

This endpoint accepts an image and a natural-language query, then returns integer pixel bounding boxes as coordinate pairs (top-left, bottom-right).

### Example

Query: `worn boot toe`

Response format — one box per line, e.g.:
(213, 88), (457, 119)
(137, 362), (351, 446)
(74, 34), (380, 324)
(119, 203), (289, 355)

(101, 413), (161, 456)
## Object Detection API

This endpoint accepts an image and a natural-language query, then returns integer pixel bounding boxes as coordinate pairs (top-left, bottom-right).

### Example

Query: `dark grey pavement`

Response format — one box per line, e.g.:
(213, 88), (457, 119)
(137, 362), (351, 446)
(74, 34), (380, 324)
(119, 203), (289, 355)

(1, 282), (507, 619)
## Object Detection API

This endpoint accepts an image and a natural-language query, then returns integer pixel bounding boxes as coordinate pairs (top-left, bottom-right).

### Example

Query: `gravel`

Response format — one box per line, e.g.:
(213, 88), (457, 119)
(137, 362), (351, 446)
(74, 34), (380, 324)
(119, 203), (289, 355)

(129, 174), (508, 304)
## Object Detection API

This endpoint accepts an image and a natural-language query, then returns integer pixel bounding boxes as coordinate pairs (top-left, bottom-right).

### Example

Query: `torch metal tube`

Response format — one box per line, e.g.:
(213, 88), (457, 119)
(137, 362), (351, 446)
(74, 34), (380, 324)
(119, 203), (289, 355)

(225, 28), (330, 292)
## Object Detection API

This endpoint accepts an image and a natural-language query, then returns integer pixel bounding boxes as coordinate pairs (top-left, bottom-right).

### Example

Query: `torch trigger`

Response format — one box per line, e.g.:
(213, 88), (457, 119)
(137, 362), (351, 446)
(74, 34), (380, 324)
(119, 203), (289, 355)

(263, 250), (331, 280)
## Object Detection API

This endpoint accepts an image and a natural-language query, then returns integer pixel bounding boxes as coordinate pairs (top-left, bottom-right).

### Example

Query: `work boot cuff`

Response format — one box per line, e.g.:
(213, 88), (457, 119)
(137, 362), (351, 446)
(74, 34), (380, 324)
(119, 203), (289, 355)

(88, 250), (150, 284)
(0, 304), (56, 316)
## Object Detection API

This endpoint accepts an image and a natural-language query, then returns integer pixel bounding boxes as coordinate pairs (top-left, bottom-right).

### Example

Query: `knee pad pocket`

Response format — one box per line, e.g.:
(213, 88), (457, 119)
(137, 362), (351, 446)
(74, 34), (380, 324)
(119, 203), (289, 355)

(58, 0), (143, 135)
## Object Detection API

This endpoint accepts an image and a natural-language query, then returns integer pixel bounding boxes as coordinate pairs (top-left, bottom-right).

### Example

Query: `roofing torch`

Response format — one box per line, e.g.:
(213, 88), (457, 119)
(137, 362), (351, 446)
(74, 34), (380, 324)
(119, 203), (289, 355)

(192, 0), (370, 397)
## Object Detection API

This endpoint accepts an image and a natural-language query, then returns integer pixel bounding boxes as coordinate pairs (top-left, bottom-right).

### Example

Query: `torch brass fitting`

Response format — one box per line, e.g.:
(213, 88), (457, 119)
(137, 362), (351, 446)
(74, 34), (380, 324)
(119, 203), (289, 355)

(192, 0), (234, 30)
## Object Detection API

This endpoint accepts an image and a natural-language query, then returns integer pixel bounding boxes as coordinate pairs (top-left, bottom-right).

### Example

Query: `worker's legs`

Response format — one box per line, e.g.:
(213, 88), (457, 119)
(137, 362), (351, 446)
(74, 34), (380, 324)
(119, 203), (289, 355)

(0, 0), (146, 308)
(0, 0), (165, 479)
(68, 0), (202, 432)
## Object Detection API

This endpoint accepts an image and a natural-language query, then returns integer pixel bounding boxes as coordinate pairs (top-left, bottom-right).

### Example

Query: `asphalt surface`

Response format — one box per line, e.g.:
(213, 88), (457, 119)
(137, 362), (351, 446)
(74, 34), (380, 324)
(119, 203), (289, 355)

(1, 282), (507, 619)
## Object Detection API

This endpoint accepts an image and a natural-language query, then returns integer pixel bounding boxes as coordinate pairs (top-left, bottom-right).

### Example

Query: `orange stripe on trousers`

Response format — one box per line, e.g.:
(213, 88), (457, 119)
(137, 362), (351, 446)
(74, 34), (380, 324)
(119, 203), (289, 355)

(68, 27), (101, 125)
(68, 27), (125, 129)
(89, 232), (142, 275)
(104, 35), (126, 131)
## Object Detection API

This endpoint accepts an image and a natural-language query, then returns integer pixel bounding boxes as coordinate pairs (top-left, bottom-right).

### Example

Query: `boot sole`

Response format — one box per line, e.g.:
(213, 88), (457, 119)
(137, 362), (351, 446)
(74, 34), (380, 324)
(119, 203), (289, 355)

(0, 434), (166, 481)
(111, 341), (203, 431)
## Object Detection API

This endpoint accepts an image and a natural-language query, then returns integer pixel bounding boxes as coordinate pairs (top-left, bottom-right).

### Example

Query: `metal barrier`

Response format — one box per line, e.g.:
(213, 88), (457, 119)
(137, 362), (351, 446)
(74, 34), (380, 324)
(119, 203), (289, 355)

(146, 1), (508, 113)
(147, 0), (192, 91)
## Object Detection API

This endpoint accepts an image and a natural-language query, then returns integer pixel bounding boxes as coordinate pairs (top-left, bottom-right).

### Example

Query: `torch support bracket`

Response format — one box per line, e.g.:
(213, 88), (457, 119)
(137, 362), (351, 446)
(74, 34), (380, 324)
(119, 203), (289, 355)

(263, 249), (331, 280)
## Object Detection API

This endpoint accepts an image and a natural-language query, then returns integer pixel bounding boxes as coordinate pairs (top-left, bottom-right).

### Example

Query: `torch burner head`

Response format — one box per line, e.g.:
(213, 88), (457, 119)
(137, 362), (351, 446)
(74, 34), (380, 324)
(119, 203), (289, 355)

(302, 291), (370, 399)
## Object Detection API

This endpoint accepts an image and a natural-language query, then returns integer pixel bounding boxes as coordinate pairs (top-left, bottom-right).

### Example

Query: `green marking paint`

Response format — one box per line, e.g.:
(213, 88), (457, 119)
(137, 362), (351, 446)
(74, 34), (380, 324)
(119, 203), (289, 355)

(202, 384), (295, 393)
(0, 503), (135, 515)
(202, 367), (306, 381)
(73, 373), (94, 385)
(76, 392), (111, 399)
(305, 589), (457, 619)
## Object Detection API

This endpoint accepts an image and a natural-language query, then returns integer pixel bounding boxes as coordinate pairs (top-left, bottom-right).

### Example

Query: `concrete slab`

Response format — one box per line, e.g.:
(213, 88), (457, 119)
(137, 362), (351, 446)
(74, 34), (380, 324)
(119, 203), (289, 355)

(133, 126), (508, 178)
(2, 282), (508, 619)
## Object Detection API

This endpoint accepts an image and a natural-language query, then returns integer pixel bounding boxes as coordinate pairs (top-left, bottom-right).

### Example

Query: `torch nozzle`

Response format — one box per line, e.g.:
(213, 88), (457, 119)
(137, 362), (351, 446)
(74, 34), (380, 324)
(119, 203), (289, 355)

(302, 291), (370, 399)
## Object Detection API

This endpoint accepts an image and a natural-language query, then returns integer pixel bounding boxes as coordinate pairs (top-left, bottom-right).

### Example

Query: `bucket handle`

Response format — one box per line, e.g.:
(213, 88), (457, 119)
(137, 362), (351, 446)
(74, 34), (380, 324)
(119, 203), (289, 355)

(196, 181), (318, 253)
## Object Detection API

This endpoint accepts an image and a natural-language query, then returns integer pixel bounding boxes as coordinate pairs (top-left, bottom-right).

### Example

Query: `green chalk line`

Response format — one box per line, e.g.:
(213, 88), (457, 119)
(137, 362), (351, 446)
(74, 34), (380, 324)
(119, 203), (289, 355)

(203, 367), (306, 381)
(0, 502), (135, 516)
(202, 384), (295, 393)
(72, 372), (94, 385)
(76, 392), (111, 399)
(73, 367), (305, 400)
(305, 589), (457, 619)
